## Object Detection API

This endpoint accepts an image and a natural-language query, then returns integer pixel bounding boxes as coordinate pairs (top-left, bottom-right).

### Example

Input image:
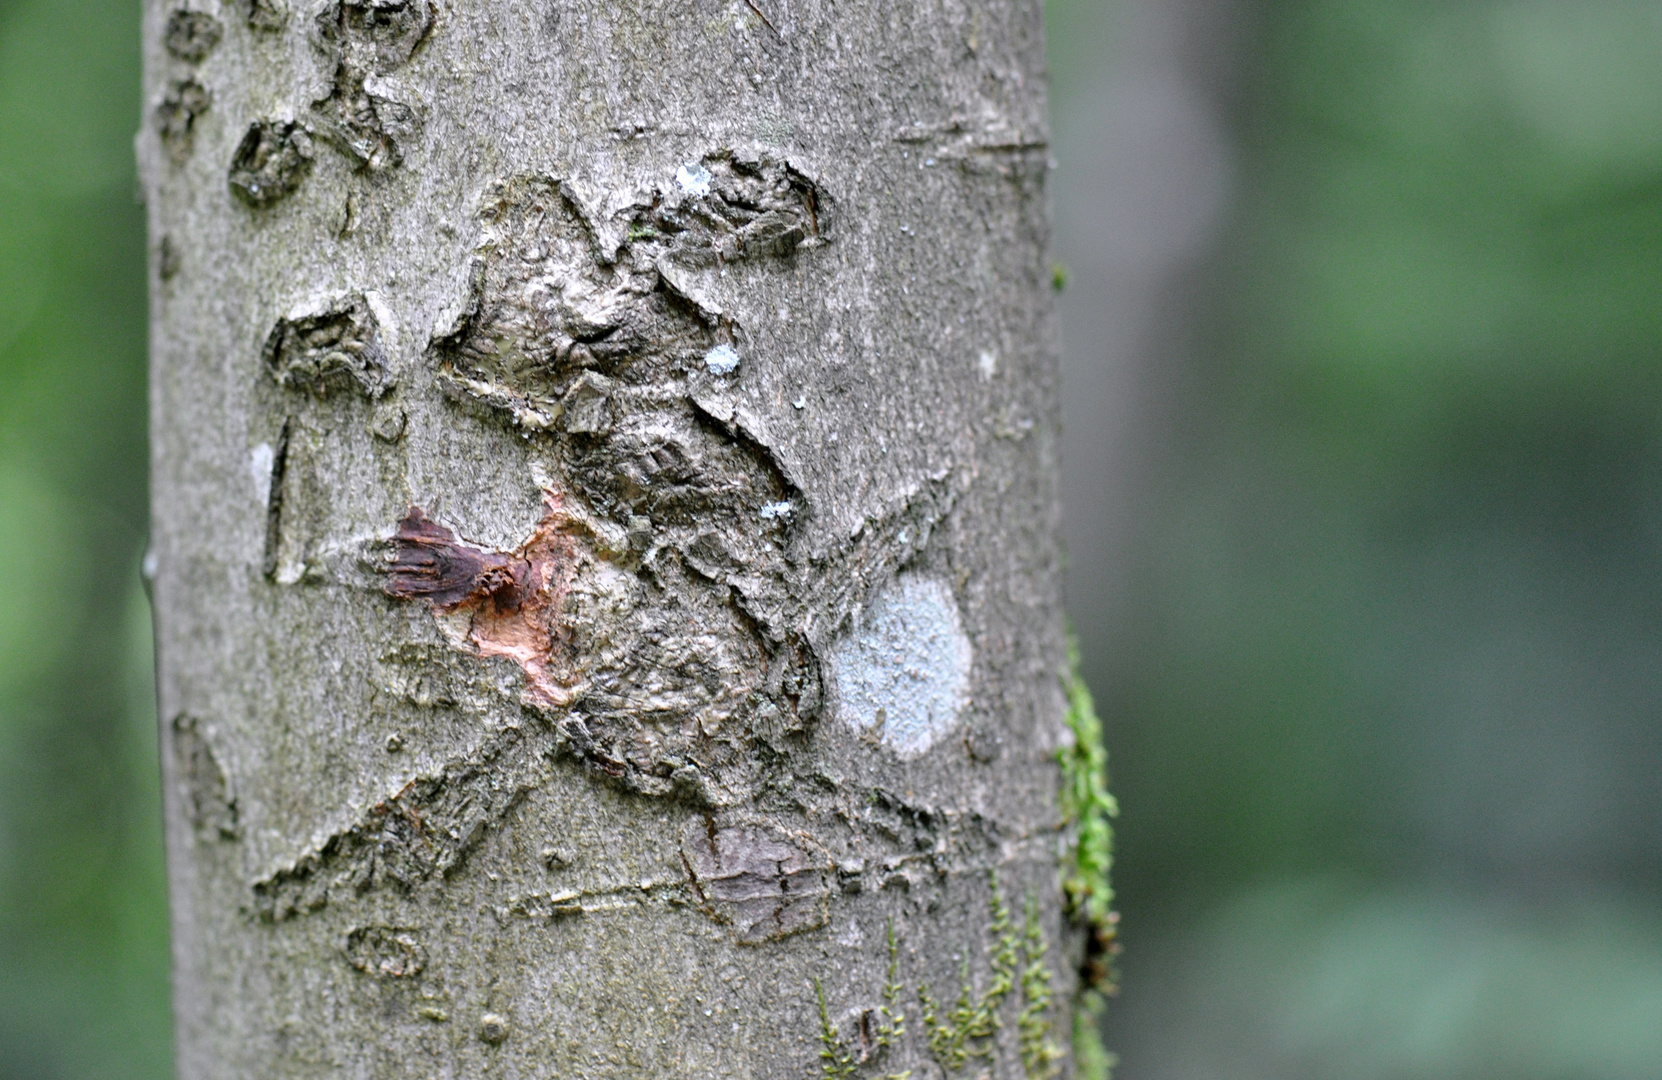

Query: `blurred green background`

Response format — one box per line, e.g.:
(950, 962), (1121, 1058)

(1049, 0), (1662, 1076)
(0, 0), (171, 1077)
(1, 0), (1660, 1077)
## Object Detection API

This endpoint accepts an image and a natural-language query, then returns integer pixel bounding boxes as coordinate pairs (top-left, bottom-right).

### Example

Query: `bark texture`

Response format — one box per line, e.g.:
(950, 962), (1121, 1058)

(142, 1), (1073, 1076)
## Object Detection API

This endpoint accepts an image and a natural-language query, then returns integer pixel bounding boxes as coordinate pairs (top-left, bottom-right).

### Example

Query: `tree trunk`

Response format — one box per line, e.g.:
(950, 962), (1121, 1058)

(141, 1), (1089, 1076)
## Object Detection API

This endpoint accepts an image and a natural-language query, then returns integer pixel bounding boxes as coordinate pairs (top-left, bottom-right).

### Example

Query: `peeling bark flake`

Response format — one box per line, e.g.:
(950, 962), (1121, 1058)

(681, 820), (832, 943)
(386, 508), (527, 610)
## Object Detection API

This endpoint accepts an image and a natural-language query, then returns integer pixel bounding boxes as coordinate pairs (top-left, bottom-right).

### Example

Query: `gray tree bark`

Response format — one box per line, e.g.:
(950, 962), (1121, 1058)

(141, 1), (1081, 1077)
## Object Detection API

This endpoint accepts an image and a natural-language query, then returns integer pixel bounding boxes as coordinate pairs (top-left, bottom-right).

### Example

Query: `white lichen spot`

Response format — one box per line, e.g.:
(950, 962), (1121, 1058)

(676, 162), (713, 197)
(704, 343), (741, 375)
(759, 500), (793, 520)
(829, 574), (973, 759)
(250, 442), (274, 504)
(978, 349), (998, 380)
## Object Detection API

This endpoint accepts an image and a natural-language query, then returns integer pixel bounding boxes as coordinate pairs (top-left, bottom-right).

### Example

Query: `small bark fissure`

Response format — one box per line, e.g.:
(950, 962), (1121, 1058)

(344, 924), (426, 979)
(260, 418), (290, 582)
(164, 9), (222, 63)
(172, 713), (239, 841)
(238, 0), (287, 32)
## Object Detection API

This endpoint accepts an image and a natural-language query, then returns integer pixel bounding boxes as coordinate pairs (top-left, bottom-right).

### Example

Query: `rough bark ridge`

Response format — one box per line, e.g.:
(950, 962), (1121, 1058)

(142, 1), (1072, 1076)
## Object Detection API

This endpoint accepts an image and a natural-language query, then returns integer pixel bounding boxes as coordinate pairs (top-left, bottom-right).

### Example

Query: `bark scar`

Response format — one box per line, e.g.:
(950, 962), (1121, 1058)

(679, 820), (831, 943)
(387, 507), (528, 610)
(384, 496), (575, 707)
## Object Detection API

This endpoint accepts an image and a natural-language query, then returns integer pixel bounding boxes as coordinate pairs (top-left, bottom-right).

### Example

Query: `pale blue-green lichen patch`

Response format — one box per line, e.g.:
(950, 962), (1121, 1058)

(829, 575), (972, 759)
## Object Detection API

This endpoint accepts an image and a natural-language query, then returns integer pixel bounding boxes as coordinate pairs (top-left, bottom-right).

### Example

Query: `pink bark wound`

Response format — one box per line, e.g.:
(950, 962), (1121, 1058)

(385, 497), (575, 707)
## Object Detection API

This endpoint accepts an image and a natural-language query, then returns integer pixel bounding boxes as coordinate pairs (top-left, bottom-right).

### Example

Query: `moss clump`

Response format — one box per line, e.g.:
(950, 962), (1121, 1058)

(812, 924), (912, 1080)
(920, 871), (1017, 1069)
(876, 920), (906, 1052)
(1017, 895), (1064, 1078)
(919, 873), (1063, 1076)
(816, 978), (859, 1079)
(1071, 990), (1116, 1080)
(1058, 634), (1120, 1078)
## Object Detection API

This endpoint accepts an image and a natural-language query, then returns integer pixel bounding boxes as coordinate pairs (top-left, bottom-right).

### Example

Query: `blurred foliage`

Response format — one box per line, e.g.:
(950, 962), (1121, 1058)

(0, 0), (170, 1077)
(1135, 880), (1662, 1079)
(1112, 0), (1662, 895)
(1090, 0), (1662, 1077)
(1057, 635), (1119, 990)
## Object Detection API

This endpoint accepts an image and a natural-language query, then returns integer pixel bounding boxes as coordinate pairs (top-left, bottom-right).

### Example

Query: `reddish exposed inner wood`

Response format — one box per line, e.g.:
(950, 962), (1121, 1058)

(385, 497), (574, 707)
